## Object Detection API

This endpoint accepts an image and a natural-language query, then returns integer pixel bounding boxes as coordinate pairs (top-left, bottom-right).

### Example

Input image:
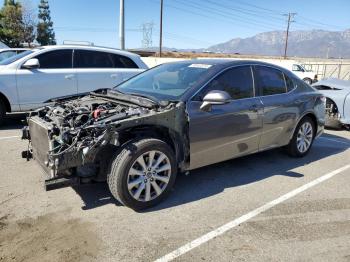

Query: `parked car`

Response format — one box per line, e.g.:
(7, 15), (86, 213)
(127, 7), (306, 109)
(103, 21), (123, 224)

(22, 60), (325, 210)
(278, 61), (317, 84)
(0, 48), (29, 62)
(312, 78), (350, 129)
(0, 45), (148, 124)
(0, 41), (9, 49)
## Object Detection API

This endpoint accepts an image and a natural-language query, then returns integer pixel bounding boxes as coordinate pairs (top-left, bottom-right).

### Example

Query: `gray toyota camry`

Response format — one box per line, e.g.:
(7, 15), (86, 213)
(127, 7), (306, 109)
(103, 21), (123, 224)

(22, 60), (325, 210)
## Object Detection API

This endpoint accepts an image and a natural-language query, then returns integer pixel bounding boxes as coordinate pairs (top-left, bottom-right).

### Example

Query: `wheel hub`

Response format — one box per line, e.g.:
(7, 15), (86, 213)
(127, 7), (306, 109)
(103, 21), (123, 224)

(127, 150), (172, 202)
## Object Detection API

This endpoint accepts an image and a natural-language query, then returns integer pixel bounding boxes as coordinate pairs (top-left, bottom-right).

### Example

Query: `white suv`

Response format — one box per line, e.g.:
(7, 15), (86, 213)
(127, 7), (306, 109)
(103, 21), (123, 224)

(0, 45), (148, 124)
(277, 61), (317, 85)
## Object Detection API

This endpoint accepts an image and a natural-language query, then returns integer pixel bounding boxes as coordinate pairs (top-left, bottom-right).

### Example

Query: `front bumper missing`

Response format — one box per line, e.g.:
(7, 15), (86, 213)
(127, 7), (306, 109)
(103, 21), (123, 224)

(22, 116), (81, 190)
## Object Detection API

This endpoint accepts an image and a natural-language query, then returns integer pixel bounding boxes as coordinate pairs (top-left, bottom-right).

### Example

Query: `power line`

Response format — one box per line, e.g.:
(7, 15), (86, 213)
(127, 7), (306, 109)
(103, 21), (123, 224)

(202, 0), (286, 23)
(229, 0), (285, 15)
(297, 15), (345, 30)
(175, 0), (284, 29)
(168, 0), (282, 31)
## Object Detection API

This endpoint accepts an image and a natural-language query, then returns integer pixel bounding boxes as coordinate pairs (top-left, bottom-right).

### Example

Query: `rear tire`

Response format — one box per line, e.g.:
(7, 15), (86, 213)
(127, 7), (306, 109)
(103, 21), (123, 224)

(287, 116), (315, 157)
(107, 138), (177, 210)
(0, 101), (6, 126)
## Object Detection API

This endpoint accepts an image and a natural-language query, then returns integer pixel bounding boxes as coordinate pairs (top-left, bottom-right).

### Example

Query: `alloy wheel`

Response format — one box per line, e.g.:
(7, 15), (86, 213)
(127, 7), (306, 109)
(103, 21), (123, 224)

(296, 122), (313, 153)
(127, 150), (171, 202)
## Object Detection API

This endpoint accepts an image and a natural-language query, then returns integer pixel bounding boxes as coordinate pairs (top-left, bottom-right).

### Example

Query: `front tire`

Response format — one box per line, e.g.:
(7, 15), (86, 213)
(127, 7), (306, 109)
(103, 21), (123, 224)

(0, 101), (6, 126)
(108, 138), (177, 210)
(287, 117), (315, 157)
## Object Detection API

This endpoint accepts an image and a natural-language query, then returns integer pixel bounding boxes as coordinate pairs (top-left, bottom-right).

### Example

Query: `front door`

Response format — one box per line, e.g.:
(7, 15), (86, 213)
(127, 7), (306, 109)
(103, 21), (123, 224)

(16, 49), (77, 110)
(187, 65), (263, 170)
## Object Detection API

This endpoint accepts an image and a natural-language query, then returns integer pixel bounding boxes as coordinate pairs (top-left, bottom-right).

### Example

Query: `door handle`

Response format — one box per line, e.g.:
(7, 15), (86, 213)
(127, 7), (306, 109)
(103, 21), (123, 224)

(110, 74), (118, 79)
(65, 74), (75, 80)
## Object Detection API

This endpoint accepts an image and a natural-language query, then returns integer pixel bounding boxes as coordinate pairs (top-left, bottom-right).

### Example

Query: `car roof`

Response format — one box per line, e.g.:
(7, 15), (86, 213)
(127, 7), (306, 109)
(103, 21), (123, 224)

(40, 45), (141, 58)
(165, 59), (289, 72)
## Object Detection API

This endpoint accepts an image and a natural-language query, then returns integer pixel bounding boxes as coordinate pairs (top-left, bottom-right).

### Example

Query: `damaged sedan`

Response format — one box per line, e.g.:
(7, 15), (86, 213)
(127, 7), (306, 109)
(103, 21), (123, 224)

(22, 60), (325, 210)
(312, 78), (350, 129)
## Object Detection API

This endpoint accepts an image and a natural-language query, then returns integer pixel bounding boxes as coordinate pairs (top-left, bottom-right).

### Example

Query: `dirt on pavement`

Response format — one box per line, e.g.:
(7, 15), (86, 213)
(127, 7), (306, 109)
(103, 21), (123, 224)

(0, 211), (100, 262)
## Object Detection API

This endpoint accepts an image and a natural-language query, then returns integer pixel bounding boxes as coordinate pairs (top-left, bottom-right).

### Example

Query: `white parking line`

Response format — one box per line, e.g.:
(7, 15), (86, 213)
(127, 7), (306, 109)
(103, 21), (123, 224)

(319, 136), (350, 146)
(0, 136), (20, 140)
(155, 164), (350, 262)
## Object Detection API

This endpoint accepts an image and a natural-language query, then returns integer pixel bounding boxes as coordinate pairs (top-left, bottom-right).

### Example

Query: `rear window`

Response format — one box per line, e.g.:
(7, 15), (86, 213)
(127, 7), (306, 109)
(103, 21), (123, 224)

(254, 66), (287, 96)
(284, 74), (295, 92)
(74, 50), (138, 69)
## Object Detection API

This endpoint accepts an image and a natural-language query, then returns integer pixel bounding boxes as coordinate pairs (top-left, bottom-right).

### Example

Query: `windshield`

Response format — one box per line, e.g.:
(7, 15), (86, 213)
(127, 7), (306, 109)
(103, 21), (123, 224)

(0, 50), (34, 65)
(0, 51), (17, 62)
(114, 62), (212, 101)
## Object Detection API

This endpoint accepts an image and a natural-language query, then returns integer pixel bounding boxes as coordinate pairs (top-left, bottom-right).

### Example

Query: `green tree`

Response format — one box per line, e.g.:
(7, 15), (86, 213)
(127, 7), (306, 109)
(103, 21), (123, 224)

(36, 0), (55, 45)
(21, 2), (36, 47)
(0, 0), (24, 47)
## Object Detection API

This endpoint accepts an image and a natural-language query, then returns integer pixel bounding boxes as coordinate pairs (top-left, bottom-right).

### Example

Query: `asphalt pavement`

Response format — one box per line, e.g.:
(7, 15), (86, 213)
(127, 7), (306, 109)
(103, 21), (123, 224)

(0, 114), (349, 262)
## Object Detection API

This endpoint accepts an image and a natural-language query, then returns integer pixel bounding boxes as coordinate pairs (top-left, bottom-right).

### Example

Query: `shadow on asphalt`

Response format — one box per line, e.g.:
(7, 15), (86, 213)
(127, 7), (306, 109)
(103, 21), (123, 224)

(72, 134), (349, 212)
(0, 113), (27, 130)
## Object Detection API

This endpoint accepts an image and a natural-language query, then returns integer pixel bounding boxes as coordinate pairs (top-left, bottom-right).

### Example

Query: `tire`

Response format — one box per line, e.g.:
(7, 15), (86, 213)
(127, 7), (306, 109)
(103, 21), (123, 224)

(107, 138), (177, 210)
(303, 78), (312, 85)
(286, 116), (315, 157)
(0, 101), (6, 126)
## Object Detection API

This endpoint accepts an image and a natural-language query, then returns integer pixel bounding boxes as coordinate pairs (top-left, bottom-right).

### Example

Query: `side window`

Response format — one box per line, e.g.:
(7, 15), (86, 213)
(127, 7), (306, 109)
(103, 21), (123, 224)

(292, 64), (305, 72)
(194, 66), (254, 101)
(111, 54), (138, 68)
(284, 73), (295, 92)
(254, 66), (287, 96)
(74, 50), (114, 68)
(34, 50), (73, 69)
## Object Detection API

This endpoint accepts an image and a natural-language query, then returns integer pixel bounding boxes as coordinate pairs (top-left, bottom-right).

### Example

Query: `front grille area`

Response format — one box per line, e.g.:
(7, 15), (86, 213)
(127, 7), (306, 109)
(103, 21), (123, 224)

(28, 117), (52, 177)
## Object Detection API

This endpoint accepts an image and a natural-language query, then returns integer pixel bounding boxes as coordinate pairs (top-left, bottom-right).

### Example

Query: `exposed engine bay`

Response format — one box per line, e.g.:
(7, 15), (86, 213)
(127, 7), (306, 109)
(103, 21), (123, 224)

(36, 97), (147, 155)
(22, 93), (189, 189)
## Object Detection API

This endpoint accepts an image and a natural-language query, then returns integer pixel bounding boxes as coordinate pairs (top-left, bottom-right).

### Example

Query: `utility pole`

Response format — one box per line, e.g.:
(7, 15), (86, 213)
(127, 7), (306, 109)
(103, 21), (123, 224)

(283, 12), (296, 59)
(159, 0), (164, 57)
(119, 0), (125, 50)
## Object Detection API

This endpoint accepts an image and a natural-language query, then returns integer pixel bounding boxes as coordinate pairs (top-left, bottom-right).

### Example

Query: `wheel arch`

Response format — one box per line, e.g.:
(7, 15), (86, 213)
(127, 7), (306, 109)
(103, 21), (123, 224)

(290, 112), (318, 141)
(118, 124), (186, 169)
(0, 92), (11, 112)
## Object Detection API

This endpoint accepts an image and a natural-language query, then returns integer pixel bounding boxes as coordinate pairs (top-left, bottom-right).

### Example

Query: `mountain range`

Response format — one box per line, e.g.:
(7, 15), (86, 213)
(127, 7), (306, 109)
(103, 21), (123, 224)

(205, 29), (350, 58)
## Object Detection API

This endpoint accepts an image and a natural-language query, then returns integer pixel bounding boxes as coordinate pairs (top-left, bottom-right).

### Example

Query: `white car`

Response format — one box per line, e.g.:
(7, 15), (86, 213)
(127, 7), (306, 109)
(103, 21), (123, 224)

(0, 45), (148, 124)
(278, 61), (317, 85)
(0, 48), (30, 62)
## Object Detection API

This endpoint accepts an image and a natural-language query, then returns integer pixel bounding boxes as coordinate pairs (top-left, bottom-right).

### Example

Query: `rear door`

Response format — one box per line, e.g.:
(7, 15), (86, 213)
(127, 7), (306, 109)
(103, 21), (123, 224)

(16, 49), (77, 110)
(187, 65), (263, 170)
(253, 65), (299, 150)
(74, 50), (142, 93)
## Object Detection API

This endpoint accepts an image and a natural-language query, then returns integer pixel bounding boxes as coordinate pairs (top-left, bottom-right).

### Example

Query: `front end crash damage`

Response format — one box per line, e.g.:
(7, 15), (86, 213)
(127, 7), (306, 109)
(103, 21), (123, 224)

(22, 94), (189, 190)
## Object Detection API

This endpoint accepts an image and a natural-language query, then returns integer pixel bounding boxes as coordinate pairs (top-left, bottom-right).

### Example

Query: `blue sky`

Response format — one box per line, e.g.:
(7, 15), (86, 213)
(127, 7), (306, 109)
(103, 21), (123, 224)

(12, 0), (350, 49)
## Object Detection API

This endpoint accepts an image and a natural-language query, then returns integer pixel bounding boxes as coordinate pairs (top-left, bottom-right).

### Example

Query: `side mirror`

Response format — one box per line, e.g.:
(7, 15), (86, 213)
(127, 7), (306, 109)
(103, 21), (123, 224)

(22, 58), (40, 69)
(200, 90), (231, 111)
